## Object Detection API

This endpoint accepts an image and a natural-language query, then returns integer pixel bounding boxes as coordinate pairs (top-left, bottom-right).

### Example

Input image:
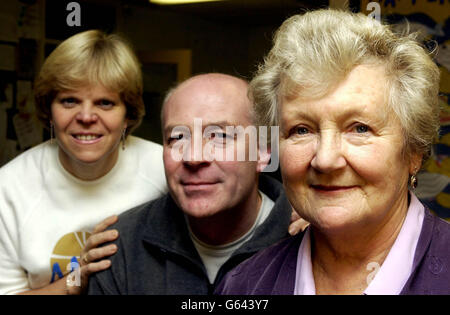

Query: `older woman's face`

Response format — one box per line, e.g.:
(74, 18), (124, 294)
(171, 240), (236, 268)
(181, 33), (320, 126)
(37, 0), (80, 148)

(279, 65), (415, 233)
(51, 84), (127, 171)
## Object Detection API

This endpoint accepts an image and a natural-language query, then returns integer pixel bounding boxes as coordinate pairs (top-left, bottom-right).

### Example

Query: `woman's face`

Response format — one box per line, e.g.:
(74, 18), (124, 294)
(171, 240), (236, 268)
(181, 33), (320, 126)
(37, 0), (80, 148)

(279, 65), (418, 234)
(51, 84), (127, 174)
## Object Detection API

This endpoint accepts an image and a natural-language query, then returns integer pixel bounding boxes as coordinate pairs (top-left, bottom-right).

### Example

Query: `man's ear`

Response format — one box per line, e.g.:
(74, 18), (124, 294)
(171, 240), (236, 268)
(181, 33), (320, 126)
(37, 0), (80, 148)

(257, 146), (271, 173)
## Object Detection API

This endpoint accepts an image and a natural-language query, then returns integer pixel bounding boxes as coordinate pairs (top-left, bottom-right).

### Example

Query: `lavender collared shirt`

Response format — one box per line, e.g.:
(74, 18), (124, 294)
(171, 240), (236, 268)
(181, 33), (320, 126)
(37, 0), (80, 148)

(294, 193), (425, 295)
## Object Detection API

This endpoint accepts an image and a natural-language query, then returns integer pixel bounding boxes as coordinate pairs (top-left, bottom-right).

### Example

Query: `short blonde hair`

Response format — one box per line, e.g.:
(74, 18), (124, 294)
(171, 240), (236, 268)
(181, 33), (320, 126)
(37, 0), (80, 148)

(34, 30), (144, 136)
(251, 9), (440, 161)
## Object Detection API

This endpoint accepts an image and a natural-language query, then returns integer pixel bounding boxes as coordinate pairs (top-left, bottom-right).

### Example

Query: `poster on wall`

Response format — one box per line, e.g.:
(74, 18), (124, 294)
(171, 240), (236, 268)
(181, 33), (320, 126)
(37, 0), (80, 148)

(0, 0), (42, 167)
(361, 0), (450, 221)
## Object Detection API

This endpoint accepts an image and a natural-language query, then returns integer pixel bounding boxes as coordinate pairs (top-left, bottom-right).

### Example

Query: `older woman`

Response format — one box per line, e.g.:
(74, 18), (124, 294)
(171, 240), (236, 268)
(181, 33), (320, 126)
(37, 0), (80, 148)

(216, 9), (450, 295)
(0, 30), (167, 294)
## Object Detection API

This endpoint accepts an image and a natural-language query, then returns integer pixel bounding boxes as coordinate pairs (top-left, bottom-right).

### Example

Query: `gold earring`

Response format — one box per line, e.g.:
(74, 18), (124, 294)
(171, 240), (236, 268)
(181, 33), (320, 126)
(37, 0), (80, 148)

(410, 173), (418, 190)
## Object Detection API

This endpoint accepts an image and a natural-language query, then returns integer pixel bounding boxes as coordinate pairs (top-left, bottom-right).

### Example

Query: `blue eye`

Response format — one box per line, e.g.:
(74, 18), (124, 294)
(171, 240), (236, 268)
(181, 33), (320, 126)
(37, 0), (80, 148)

(355, 124), (369, 133)
(296, 127), (309, 135)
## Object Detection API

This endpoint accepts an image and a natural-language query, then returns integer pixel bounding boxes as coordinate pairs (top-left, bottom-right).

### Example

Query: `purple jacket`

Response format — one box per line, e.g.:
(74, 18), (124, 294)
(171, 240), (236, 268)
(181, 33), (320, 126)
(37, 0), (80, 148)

(215, 209), (450, 295)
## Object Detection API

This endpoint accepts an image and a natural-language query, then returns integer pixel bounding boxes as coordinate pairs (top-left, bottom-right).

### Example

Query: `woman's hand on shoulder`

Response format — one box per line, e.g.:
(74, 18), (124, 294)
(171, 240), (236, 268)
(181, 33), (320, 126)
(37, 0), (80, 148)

(67, 215), (119, 295)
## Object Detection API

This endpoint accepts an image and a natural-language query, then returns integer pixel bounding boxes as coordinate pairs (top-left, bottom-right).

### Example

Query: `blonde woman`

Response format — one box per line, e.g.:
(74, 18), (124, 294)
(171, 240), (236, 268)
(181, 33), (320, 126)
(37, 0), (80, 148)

(0, 30), (167, 294)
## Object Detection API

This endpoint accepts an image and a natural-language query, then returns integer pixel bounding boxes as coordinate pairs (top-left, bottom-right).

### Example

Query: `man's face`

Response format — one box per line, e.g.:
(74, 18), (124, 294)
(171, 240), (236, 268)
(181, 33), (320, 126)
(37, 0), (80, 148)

(162, 77), (262, 219)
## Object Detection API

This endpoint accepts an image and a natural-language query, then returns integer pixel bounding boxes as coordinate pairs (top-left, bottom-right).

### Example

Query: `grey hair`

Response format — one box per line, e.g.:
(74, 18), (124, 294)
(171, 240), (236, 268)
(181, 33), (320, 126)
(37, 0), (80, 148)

(250, 9), (441, 161)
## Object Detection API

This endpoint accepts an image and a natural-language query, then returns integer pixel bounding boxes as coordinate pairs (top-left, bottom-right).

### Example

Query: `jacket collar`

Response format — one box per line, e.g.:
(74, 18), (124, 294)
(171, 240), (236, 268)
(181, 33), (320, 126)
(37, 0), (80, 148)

(270, 207), (439, 295)
(271, 232), (304, 294)
(411, 208), (435, 270)
(141, 175), (291, 269)
(400, 207), (437, 294)
(233, 175), (292, 255)
(141, 194), (204, 269)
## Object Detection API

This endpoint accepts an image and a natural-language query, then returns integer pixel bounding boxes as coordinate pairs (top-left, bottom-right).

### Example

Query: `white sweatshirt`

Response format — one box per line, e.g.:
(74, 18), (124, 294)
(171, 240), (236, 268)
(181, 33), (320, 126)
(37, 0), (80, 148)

(0, 136), (167, 294)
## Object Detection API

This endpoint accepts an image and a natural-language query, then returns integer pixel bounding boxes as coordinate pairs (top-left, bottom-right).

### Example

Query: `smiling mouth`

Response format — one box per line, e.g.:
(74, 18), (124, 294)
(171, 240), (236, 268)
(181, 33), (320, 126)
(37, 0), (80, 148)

(72, 134), (103, 142)
(182, 181), (219, 186)
(181, 181), (221, 192)
(311, 185), (357, 192)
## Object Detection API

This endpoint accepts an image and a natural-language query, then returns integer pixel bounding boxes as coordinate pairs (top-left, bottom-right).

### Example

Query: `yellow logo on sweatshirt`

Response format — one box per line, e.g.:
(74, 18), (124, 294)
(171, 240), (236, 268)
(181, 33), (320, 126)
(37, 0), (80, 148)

(49, 231), (91, 283)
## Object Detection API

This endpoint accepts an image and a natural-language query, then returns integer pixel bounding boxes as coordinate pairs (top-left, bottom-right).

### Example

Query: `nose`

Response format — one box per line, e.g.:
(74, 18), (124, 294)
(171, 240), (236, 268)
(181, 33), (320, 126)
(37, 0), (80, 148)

(183, 155), (210, 171)
(184, 158), (210, 170)
(182, 136), (211, 170)
(310, 130), (346, 173)
(75, 103), (98, 124)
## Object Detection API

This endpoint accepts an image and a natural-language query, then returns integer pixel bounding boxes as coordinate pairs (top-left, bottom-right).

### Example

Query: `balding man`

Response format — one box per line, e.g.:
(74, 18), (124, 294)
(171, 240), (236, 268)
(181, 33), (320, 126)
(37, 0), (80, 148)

(87, 73), (292, 295)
